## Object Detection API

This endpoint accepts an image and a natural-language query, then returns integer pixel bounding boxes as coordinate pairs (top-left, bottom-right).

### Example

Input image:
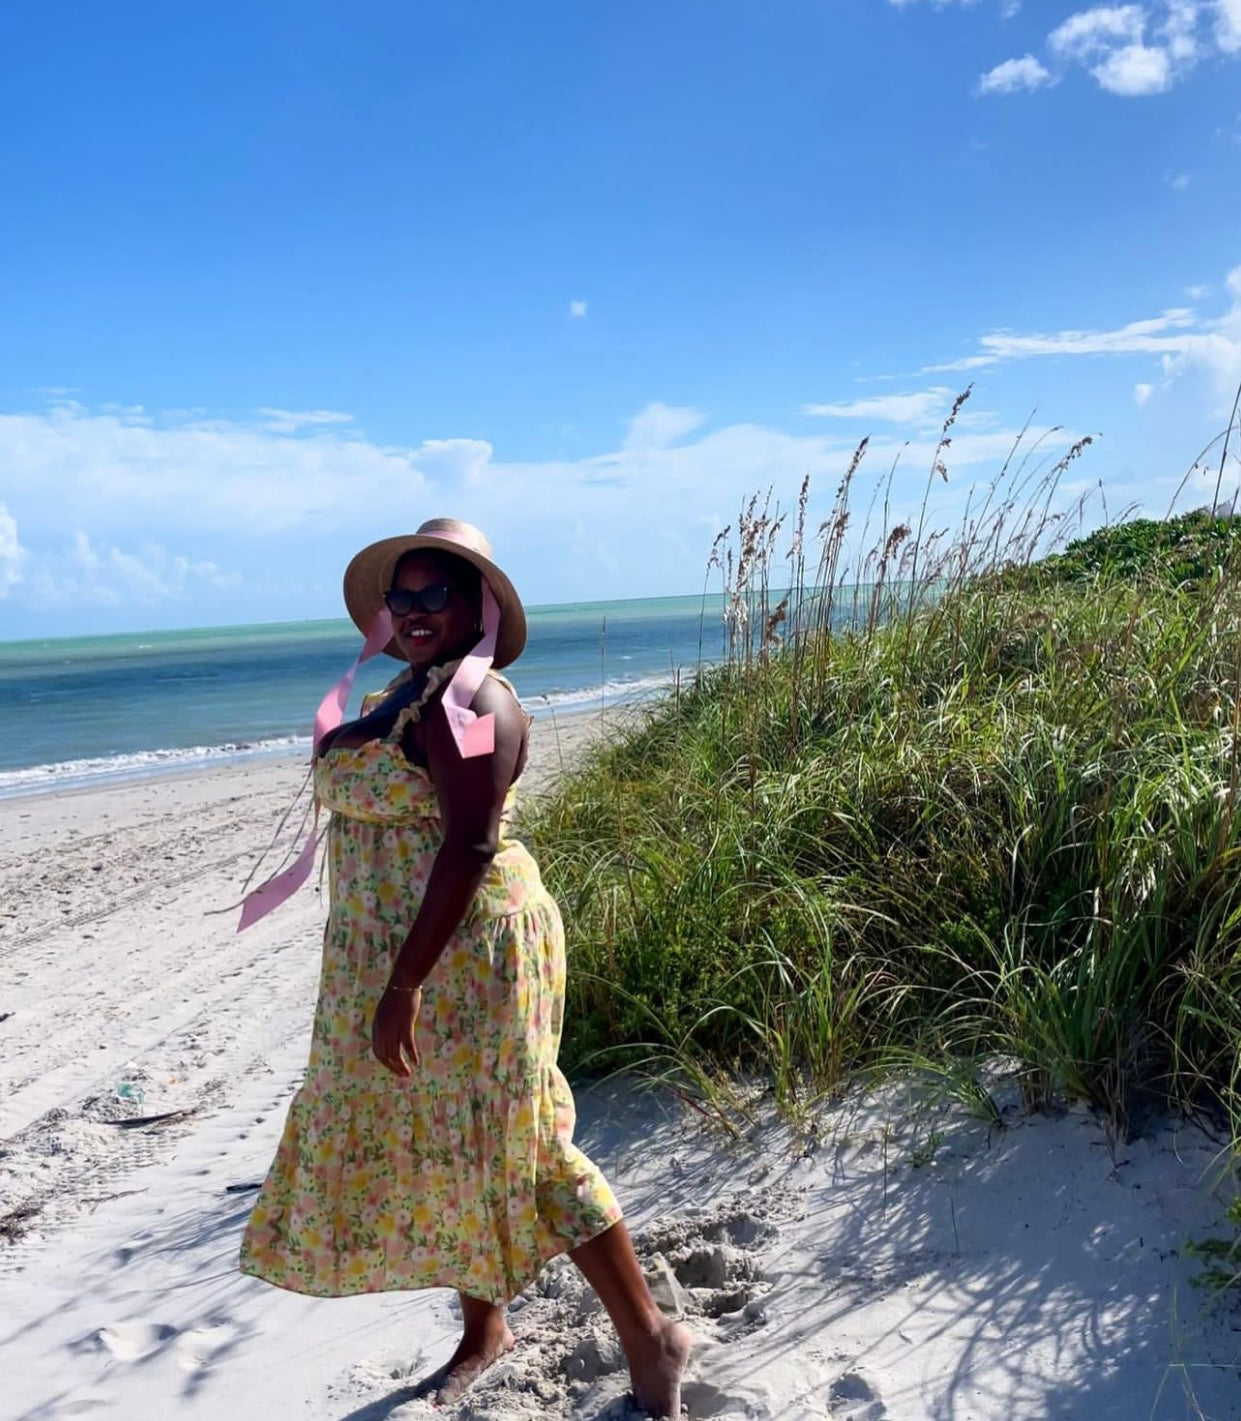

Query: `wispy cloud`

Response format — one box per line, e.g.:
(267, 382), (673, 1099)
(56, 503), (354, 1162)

(623, 402), (706, 450)
(977, 54), (1054, 93)
(569, 300), (588, 319)
(0, 503), (25, 597)
(255, 408), (355, 434)
(804, 389), (954, 424)
(26, 534), (240, 608)
(924, 261), (1241, 408)
(928, 309), (1199, 368)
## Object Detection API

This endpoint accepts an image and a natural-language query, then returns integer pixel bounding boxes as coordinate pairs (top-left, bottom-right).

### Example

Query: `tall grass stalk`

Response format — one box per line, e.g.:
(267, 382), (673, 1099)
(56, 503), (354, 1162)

(527, 391), (1241, 1163)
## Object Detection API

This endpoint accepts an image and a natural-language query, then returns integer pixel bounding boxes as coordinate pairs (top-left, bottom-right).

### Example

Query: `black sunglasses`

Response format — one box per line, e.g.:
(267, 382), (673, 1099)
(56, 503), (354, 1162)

(383, 583), (454, 617)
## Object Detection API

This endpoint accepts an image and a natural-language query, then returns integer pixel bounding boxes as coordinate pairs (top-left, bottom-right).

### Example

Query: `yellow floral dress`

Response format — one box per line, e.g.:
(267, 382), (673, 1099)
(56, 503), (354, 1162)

(240, 673), (621, 1304)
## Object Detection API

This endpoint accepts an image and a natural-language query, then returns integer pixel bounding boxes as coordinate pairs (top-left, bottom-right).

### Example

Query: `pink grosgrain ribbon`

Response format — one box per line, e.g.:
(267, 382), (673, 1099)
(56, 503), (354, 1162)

(440, 583), (500, 759)
(236, 608), (394, 932)
(237, 590), (499, 931)
(236, 828), (322, 933)
(312, 606), (396, 750)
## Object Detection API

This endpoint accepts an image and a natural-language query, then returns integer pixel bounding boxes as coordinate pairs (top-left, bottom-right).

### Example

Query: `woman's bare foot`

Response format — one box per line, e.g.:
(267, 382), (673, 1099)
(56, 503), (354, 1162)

(433, 1299), (515, 1406)
(626, 1319), (693, 1419)
(569, 1222), (695, 1418)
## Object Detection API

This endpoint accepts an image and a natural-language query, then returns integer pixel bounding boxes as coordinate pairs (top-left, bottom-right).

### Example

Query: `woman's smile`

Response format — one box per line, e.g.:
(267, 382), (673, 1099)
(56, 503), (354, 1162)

(394, 620), (444, 663)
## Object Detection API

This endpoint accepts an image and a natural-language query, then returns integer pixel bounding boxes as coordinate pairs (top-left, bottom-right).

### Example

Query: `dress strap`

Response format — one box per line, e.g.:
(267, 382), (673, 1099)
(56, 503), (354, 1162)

(387, 660), (460, 742)
(485, 670), (533, 729)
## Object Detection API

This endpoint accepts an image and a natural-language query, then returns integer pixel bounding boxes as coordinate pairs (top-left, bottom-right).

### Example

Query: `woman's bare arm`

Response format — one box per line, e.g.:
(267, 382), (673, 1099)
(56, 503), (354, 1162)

(385, 675), (525, 991)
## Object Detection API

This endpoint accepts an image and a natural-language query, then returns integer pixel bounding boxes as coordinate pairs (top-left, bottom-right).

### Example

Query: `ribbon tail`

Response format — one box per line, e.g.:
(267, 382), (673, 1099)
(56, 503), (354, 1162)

(313, 677), (353, 749)
(445, 706), (496, 758)
(237, 829), (322, 932)
(439, 586), (501, 758)
(313, 608), (395, 748)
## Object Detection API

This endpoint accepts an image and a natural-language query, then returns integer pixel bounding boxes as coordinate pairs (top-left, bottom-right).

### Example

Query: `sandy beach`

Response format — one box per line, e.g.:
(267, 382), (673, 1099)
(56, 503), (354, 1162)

(2, 712), (1239, 1420)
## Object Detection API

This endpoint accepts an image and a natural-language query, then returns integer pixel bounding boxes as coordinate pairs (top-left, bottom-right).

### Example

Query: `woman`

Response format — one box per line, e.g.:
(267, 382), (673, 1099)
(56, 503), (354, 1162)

(240, 519), (690, 1415)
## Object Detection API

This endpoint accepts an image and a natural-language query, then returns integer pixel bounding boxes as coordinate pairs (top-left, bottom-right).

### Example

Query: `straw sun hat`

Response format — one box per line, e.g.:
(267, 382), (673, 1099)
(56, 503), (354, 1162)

(342, 518), (527, 669)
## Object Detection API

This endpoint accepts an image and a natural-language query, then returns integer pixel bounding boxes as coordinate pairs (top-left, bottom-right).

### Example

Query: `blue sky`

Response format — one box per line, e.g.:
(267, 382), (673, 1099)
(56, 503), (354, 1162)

(1, 0), (1239, 637)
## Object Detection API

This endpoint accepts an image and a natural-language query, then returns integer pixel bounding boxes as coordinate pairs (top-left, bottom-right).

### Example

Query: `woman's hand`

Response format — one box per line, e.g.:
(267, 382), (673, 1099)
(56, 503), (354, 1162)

(372, 985), (421, 1077)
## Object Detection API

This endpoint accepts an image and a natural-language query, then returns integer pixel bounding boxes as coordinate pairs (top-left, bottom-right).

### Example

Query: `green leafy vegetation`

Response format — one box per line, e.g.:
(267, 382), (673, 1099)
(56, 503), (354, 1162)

(1005, 507), (1241, 590)
(525, 389), (1241, 1284)
(1185, 1197), (1241, 1299)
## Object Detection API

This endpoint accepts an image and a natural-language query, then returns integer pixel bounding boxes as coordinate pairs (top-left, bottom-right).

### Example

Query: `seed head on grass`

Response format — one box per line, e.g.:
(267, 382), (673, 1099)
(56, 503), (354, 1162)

(527, 388), (1241, 1207)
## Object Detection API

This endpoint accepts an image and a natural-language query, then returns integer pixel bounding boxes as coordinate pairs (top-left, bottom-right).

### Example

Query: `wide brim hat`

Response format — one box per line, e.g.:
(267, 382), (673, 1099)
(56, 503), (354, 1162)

(343, 518), (527, 668)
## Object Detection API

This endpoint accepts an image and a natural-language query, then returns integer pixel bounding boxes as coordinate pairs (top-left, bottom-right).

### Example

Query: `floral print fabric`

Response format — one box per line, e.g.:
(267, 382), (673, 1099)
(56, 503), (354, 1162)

(240, 684), (621, 1303)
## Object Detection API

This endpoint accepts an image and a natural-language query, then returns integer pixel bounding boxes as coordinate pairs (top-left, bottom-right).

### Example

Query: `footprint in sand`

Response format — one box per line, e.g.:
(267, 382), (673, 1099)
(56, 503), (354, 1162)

(681, 1378), (775, 1418)
(335, 1202), (784, 1420)
(647, 1205), (777, 1330)
(90, 1320), (179, 1362)
(176, 1320), (244, 1374)
(827, 1370), (886, 1421)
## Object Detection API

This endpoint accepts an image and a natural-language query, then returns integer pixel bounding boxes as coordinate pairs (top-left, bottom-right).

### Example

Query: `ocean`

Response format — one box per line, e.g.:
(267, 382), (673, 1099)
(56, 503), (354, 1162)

(0, 594), (729, 797)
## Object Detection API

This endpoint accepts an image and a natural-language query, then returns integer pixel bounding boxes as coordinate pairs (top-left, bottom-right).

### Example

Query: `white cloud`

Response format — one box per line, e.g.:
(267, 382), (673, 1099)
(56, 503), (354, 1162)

(1160, 262), (1241, 399)
(569, 300), (588, 319)
(925, 262), (1241, 410)
(803, 389), (954, 423)
(28, 533), (239, 608)
(1170, 171), (1192, 189)
(1091, 41), (1174, 91)
(0, 406), (436, 532)
(255, 408), (355, 434)
(978, 55), (1054, 93)
(928, 309), (1198, 368)
(1049, 5), (1148, 57)
(1161, 0), (1204, 58)
(1217, 0), (1241, 50)
(0, 392), (1074, 625)
(949, 2), (1240, 97)
(623, 402), (706, 450)
(1135, 381), (1155, 404)
(408, 438), (493, 485)
(0, 503), (26, 596)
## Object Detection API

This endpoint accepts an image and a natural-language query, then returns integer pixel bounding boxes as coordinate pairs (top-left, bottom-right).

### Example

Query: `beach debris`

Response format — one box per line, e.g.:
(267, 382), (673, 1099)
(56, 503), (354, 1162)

(102, 1108), (200, 1130)
(113, 1081), (145, 1107)
(0, 1201), (43, 1244)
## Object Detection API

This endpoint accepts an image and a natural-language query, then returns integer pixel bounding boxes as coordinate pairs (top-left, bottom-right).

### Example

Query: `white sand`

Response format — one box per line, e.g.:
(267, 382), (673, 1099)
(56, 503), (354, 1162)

(2, 717), (1239, 1420)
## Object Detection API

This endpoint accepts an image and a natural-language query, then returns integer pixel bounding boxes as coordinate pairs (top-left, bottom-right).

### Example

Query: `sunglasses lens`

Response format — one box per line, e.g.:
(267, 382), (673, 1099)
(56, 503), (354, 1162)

(384, 584), (452, 617)
(384, 588), (415, 617)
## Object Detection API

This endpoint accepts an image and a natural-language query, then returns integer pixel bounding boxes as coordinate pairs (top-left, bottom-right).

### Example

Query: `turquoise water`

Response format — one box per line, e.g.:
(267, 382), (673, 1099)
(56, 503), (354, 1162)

(0, 595), (728, 795)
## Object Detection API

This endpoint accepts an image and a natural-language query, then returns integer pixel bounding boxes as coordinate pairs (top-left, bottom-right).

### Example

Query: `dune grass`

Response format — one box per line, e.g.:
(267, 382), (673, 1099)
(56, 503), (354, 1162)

(527, 390), (1241, 1177)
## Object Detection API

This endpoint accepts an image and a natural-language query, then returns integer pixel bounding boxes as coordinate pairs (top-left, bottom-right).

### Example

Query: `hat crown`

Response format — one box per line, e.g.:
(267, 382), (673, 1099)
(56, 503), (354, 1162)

(413, 518), (493, 561)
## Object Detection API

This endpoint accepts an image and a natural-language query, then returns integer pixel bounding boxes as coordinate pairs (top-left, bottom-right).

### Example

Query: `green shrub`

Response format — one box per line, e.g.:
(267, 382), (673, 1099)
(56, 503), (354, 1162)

(527, 396), (1241, 1162)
